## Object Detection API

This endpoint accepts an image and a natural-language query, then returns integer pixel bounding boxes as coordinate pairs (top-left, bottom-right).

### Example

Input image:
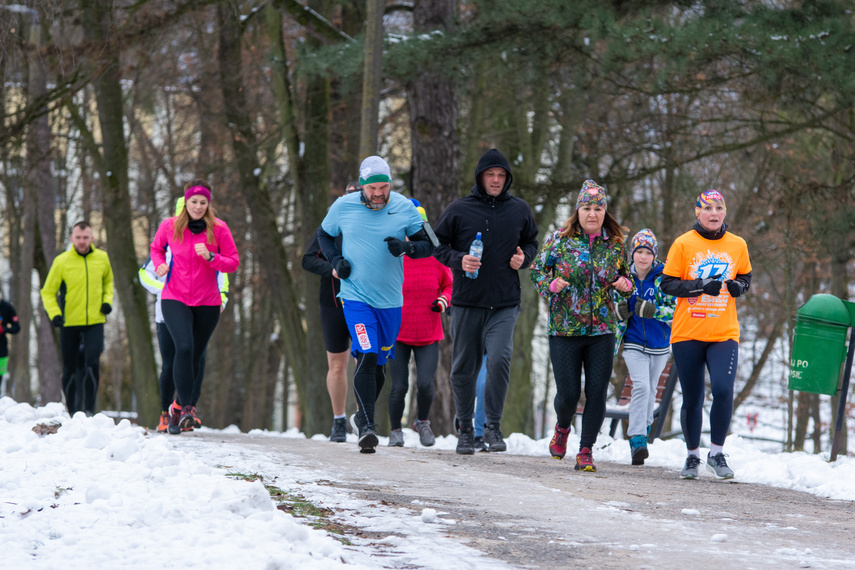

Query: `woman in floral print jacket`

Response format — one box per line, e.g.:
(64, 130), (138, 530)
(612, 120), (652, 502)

(531, 180), (632, 473)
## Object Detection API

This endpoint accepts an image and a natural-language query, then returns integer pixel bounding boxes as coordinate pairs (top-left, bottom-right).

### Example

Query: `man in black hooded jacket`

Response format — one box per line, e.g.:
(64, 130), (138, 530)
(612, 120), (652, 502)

(433, 148), (539, 454)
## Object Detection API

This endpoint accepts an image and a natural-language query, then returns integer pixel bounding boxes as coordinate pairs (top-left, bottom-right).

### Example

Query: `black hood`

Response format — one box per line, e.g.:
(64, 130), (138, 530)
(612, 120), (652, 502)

(474, 148), (513, 197)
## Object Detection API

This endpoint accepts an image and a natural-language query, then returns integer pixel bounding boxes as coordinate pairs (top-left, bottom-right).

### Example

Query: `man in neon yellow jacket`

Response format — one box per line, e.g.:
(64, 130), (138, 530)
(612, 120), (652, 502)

(41, 221), (115, 415)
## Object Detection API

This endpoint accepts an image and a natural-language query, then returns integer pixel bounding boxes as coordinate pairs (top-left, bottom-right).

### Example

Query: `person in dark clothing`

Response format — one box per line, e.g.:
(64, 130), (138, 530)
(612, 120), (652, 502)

(433, 148), (539, 454)
(0, 295), (21, 395)
(301, 181), (360, 443)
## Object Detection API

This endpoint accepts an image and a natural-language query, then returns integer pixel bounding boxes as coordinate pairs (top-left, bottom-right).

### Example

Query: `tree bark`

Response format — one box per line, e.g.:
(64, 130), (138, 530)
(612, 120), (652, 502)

(359, 0), (384, 158)
(217, 1), (311, 432)
(405, 0), (459, 435)
(79, 0), (159, 425)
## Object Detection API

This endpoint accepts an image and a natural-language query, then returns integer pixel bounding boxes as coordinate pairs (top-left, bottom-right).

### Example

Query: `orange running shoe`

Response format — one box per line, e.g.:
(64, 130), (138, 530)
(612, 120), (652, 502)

(191, 407), (201, 429)
(156, 412), (169, 433)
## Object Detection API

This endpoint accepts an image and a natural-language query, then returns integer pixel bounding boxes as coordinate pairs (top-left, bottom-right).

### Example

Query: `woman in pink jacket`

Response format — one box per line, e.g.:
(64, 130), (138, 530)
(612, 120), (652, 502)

(151, 180), (239, 433)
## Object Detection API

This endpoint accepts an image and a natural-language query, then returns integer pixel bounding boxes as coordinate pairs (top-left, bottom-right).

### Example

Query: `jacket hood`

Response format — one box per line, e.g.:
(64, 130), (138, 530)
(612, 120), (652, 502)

(631, 259), (664, 279)
(473, 148), (513, 197)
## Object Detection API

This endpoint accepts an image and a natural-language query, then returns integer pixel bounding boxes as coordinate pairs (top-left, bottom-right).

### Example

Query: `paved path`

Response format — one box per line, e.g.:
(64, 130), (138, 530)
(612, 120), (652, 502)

(189, 433), (855, 569)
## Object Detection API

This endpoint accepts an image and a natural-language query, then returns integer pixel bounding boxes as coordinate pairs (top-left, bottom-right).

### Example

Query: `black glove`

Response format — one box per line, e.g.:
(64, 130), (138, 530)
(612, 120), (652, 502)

(52, 315), (64, 327)
(101, 303), (112, 315)
(384, 236), (414, 257)
(430, 295), (449, 313)
(616, 301), (630, 321)
(634, 299), (656, 319)
(333, 258), (351, 279)
(725, 279), (748, 298)
(701, 276), (722, 296)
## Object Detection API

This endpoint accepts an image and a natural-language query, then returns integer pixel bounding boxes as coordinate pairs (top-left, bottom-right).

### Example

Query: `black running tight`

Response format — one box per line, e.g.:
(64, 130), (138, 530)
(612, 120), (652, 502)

(353, 351), (386, 429)
(388, 341), (438, 429)
(549, 334), (616, 450)
(161, 300), (220, 408)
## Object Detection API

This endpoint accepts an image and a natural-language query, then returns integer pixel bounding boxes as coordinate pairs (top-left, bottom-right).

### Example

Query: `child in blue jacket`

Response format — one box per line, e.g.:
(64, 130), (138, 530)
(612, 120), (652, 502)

(616, 229), (676, 465)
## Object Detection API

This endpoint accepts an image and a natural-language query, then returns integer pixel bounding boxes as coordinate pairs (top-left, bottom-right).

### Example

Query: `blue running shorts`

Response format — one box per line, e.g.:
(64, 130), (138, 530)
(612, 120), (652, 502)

(341, 299), (401, 365)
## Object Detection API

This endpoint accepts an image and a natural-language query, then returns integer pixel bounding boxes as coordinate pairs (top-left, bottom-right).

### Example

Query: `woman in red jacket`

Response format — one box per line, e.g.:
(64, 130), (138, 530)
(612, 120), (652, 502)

(388, 202), (453, 447)
(151, 180), (239, 433)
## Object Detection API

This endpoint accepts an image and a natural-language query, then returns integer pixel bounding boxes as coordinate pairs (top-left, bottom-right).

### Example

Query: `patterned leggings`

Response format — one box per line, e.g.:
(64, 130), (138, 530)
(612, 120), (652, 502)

(549, 334), (616, 450)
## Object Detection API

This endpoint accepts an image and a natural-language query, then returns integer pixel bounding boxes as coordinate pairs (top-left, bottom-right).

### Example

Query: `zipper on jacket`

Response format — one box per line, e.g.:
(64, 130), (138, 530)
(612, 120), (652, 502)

(586, 236), (594, 335)
(84, 255), (90, 326)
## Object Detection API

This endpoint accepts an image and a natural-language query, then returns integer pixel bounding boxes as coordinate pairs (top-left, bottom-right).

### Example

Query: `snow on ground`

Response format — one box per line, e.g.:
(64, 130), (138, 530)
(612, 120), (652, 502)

(2, 396), (854, 569)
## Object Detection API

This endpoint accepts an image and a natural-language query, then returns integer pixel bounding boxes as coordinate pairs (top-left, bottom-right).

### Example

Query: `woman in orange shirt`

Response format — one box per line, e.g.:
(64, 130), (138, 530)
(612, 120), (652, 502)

(660, 190), (751, 480)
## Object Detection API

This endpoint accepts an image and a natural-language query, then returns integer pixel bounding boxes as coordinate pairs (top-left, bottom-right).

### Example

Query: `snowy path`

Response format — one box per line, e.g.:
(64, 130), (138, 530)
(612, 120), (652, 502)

(178, 431), (855, 569)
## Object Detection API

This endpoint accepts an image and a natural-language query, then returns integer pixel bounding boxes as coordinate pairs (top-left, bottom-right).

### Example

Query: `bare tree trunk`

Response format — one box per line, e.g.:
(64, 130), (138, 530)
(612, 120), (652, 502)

(217, 2), (311, 433)
(733, 316), (785, 411)
(405, 0), (459, 435)
(359, 0), (383, 158)
(35, 125), (62, 404)
(79, 0), (159, 425)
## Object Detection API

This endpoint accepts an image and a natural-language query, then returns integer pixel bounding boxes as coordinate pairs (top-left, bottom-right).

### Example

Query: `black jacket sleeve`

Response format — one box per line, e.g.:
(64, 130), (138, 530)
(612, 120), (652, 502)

(405, 226), (435, 259)
(517, 203), (539, 270)
(317, 227), (344, 268)
(730, 272), (752, 291)
(301, 228), (333, 279)
(659, 274), (717, 298)
(432, 206), (465, 269)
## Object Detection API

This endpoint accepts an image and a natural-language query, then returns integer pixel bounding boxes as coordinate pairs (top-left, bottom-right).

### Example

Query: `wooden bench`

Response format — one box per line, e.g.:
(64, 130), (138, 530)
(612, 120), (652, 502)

(576, 361), (679, 442)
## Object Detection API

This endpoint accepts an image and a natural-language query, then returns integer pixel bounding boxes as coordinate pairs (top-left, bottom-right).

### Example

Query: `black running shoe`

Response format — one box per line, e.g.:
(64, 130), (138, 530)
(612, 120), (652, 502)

(474, 436), (488, 452)
(330, 418), (347, 443)
(358, 426), (378, 454)
(483, 423), (507, 452)
(456, 425), (475, 455)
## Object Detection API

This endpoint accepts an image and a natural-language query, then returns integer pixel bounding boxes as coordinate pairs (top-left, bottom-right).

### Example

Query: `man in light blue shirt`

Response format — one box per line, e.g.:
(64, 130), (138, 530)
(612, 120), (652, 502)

(318, 156), (435, 453)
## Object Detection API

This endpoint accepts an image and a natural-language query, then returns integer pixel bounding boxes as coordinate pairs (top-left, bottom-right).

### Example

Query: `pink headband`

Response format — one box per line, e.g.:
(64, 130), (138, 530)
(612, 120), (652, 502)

(184, 185), (211, 203)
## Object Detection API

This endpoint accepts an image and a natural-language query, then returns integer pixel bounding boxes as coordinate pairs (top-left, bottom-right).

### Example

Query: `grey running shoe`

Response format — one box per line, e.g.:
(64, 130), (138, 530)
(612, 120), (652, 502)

(706, 452), (735, 479)
(330, 418), (348, 443)
(456, 425), (475, 455)
(412, 420), (435, 447)
(388, 428), (404, 447)
(358, 426), (378, 454)
(483, 423), (507, 452)
(474, 436), (487, 452)
(681, 455), (702, 479)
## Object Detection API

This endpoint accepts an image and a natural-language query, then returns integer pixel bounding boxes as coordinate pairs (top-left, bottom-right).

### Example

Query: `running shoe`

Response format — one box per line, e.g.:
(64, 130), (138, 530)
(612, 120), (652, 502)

(575, 447), (597, 472)
(330, 418), (348, 443)
(168, 402), (181, 435)
(156, 412), (169, 433)
(388, 428), (404, 447)
(358, 426), (378, 454)
(456, 425), (475, 455)
(412, 420), (435, 447)
(549, 423), (570, 460)
(474, 436), (488, 452)
(706, 452), (735, 479)
(629, 435), (649, 466)
(178, 405), (195, 432)
(681, 455), (702, 479)
(483, 423), (507, 452)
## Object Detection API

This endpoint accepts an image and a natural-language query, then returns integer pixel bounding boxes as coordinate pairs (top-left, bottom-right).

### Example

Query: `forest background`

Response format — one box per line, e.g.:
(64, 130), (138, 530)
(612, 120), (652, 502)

(1, 0), (853, 455)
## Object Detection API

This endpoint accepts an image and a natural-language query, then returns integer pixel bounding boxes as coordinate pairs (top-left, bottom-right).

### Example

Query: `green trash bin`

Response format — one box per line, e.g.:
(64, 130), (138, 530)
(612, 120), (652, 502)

(789, 294), (852, 396)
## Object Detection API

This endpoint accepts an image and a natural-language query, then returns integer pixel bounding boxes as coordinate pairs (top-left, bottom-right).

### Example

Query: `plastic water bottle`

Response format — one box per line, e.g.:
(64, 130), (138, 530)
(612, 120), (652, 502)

(465, 232), (483, 279)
